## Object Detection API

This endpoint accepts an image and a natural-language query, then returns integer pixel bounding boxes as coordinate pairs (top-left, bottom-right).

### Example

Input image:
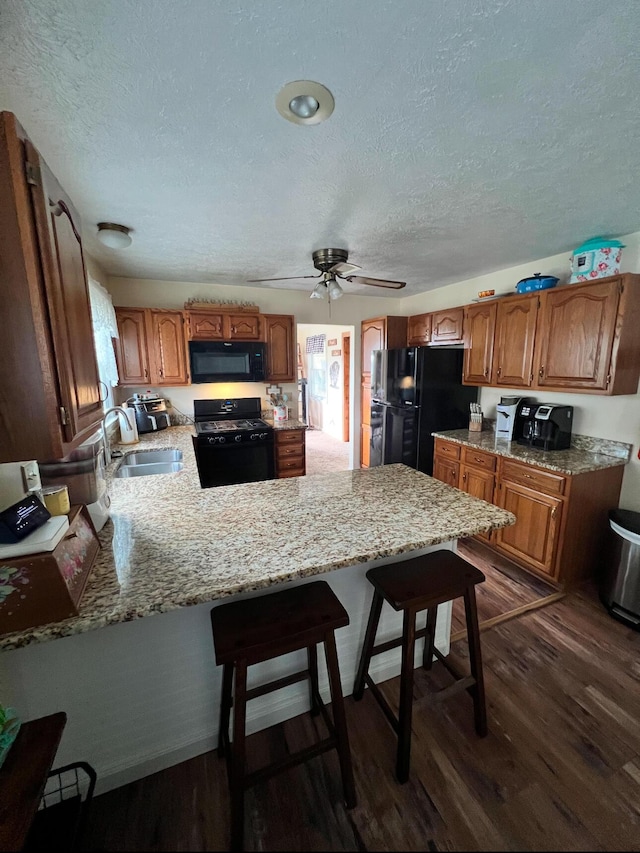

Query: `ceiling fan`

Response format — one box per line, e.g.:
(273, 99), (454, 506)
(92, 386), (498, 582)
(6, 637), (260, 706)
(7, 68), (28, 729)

(247, 248), (406, 300)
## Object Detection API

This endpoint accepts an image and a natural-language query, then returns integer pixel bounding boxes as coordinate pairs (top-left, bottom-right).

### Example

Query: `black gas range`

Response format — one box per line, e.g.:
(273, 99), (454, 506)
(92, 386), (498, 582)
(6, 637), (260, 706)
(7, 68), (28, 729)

(192, 398), (274, 488)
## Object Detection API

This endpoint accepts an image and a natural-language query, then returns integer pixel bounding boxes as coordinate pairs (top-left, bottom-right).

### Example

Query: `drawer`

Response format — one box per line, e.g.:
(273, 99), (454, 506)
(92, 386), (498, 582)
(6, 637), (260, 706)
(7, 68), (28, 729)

(276, 445), (304, 463)
(277, 456), (305, 477)
(462, 446), (496, 473)
(499, 459), (566, 496)
(275, 430), (305, 447)
(434, 439), (460, 461)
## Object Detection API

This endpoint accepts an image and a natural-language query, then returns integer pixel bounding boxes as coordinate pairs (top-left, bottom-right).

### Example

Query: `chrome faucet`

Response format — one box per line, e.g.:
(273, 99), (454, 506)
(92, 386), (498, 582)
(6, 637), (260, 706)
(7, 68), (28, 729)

(101, 406), (135, 464)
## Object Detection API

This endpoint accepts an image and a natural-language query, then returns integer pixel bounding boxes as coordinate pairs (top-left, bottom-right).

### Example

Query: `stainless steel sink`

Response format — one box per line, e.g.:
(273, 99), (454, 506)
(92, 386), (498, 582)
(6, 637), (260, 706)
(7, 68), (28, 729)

(115, 461), (184, 478)
(121, 449), (183, 466)
(114, 449), (184, 478)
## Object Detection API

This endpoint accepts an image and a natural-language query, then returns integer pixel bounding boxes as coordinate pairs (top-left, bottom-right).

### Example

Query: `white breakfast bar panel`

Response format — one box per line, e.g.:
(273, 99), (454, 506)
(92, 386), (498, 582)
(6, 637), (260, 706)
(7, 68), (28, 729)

(0, 427), (514, 794)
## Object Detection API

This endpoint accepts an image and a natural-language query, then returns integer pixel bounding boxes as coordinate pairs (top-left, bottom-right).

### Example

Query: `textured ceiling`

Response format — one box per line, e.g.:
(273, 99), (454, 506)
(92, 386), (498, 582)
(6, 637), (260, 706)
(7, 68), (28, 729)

(1, 0), (640, 298)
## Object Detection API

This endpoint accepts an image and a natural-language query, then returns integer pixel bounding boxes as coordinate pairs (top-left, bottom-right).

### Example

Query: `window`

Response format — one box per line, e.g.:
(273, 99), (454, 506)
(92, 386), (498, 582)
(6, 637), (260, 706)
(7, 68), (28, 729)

(88, 277), (119, 411)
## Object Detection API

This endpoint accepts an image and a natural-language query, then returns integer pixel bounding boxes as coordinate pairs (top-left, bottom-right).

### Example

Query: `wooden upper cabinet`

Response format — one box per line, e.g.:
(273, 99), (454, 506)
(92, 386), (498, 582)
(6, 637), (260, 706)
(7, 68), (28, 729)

(407, 313), (431, 346)
(430, 307), (464, 344)
(463, 302), (497, 385)
(361, 318), (386, 379)
(186, 310), (260, 341)
(115, 309), (150, 385)
(148, 310), (189, 385)
(493, 294), (539, 387)
(26, 141), (102, 445)
(115, 308), (189, 386)
(534, 278), (622, 392)
(263, 314), (295, 382)
(187, 311), (224, 340)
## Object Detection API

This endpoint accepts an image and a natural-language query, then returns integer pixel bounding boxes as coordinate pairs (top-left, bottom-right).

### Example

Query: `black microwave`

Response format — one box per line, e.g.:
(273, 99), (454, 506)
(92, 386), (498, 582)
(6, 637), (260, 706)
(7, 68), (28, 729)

(188, 340), (266, 383)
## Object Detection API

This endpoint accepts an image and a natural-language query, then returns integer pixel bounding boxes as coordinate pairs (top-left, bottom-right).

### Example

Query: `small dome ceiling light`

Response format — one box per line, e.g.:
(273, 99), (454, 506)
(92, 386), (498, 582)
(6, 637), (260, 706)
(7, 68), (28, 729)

(97, 222), (132, 249)
(276, 81), (334, 125)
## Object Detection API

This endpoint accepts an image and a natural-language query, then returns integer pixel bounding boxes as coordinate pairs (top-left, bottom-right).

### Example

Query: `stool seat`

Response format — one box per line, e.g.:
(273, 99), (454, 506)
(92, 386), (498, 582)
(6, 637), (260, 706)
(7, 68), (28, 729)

(366, 550), (485, 611)
(212, 581), (349, 666)
(354, 549), (487, 784)
(211, 580), (356, 850)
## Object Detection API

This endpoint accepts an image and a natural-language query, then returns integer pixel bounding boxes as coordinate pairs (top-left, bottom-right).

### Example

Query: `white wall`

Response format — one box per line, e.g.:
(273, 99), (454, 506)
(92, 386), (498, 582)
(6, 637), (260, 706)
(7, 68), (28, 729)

(106, 229), (640, 510)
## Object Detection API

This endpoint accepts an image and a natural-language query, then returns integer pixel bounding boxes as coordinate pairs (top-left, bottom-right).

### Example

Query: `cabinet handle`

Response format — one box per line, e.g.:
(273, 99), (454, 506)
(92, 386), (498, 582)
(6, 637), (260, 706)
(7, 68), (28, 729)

(551, 506), (557, 519)
(484, 367), (489, 377)
(98, 380), (108, 403)
(474, 456), (483, 463)
(496, 366), (502, 377)
(144, 368), (148, 378)
(523, 473), (533, 479)
(539, 366), (544, 378)
(462, 473), (467, 482)
(159, 368), (164, 378)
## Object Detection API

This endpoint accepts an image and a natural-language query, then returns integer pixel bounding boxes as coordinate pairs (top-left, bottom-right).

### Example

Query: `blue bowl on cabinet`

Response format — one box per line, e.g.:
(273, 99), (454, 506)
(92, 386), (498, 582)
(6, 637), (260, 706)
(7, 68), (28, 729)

(515, 273), (559, 293)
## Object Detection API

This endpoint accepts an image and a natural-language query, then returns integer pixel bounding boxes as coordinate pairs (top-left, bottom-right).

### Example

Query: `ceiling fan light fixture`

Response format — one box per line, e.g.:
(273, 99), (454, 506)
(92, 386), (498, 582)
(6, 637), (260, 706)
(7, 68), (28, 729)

(310, 281), (326, 299)
(327, 277), (343, 300)
(276, 81), (334, 125)
(97, 222), (132, 249)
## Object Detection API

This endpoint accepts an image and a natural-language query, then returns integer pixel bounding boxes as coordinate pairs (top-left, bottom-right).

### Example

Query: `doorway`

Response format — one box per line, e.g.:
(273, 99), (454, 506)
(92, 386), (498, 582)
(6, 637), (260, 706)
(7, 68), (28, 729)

(297, 323), (354, 475)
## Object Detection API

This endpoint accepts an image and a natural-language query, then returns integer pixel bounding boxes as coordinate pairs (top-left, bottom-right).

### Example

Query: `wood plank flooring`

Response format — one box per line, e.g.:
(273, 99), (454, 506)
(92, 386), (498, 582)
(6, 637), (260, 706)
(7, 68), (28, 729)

(78, 550), (640, 852)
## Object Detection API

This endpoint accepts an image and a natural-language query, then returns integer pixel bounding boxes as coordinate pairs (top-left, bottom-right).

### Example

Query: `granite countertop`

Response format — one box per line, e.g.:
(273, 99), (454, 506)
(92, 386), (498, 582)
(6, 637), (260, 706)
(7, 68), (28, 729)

(432, 429), (631, 476)
(0, 426), (514, 651)
(266, 418), (308, 431)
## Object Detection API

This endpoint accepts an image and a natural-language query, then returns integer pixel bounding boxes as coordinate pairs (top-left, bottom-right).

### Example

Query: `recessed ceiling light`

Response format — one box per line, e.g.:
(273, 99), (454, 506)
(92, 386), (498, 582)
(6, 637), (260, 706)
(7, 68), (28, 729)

(97, 222), (132, 249)
(276, 81), (334, 125)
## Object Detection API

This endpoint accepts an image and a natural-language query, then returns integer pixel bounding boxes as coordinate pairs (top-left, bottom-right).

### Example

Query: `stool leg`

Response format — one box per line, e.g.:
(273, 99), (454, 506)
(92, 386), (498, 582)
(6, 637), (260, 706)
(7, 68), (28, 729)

(464, 586), (488, 738)
(324, 630), (357, 809)
(230, 659), (248, 851)
(307, 644), (321, 716)
(422, 606), (438, 670)
(353, 590), (384, 701)
(396, 607), (417, 784)
(218, 663), (234, 757)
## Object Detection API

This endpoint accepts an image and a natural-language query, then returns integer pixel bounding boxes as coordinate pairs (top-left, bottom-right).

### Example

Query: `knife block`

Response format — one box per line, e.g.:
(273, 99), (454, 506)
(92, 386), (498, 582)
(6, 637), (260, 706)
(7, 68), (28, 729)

(0, 506), (100, 636)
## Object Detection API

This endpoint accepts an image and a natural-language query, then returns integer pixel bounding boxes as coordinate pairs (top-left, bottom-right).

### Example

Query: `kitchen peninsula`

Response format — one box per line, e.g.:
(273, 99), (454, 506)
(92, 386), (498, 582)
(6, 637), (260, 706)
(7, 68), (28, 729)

(1, 427), (514, 793)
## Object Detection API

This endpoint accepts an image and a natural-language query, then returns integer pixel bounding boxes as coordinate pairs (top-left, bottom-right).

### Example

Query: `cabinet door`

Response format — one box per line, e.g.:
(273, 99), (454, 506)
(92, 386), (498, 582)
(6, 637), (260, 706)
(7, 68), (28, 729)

(187, 311), (224, 340)
(407, 313), (431, 346)
(263, 314), (295, 382)
(534, 280), (620, 390)
(361, 318), (385, 380)
(463, 302), (497, 385)
(27, 143), (102, 442)
(495, 481), (562, 577)
(433, 455), (459, 488)
(493, 295), (538, 387)
(226, 313), (260, 340)
(115, 309), (150, 385)
(360, 424), (371, 468)
(431, 307), (464, 344)
(149, 310), (189, 385)
(459, 462), (495, 542)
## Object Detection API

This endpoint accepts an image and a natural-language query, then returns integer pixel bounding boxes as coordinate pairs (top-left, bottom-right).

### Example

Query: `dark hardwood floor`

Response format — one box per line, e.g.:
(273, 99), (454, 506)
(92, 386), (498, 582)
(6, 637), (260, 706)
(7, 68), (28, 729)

(79, 545), (640, 852)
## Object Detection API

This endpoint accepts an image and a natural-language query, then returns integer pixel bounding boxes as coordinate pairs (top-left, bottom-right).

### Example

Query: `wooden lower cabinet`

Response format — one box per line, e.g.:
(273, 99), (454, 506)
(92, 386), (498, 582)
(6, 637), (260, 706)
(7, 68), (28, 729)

(274, 429), (306, 478)
(433, 439), (625, 587)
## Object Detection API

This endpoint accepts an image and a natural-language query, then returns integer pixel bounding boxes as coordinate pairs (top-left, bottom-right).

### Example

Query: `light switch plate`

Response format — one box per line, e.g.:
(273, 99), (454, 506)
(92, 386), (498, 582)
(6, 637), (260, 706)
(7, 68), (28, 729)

(21, 460), (42, 492)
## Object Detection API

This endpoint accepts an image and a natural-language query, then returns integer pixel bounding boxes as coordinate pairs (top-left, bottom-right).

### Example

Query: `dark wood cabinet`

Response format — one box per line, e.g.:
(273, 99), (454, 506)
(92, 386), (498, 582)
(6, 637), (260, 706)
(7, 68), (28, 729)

(275, 429), (306, 478)
(263, 314), (295, 382)
(495, 479), (562, 577)
(115, 308), (189, 386)
(359, 316), (407, 467)
(493, 294), (539, 387)
(0, 111), (102, 463)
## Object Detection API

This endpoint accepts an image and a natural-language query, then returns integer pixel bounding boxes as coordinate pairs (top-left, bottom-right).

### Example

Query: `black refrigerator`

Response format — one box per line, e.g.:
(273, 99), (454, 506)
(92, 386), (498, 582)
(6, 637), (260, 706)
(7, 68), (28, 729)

(369, 347), (478, 475)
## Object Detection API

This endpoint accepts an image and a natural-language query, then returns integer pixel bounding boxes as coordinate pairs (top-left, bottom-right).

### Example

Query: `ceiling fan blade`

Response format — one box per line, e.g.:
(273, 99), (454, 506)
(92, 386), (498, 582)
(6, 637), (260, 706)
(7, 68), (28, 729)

(330, 262), (361, 276)
(345, 275), (406, 290)
(247, 274), (322, 282)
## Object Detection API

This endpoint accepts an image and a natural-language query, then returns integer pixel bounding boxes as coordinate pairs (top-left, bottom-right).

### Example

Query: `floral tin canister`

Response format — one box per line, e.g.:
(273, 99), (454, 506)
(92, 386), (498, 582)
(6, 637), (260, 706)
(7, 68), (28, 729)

(273, 405), (288, 422)
(570, 237), (624, 283)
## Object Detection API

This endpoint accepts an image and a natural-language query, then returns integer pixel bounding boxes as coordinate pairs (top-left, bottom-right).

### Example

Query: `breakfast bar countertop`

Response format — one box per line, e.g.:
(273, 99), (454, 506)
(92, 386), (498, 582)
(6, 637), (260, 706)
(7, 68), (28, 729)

(0, 426), (514, 651)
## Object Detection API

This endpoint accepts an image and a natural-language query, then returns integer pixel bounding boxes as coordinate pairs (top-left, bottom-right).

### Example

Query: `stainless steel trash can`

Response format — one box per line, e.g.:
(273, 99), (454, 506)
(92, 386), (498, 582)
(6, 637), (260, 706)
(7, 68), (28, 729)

(600, 509), (640, 629)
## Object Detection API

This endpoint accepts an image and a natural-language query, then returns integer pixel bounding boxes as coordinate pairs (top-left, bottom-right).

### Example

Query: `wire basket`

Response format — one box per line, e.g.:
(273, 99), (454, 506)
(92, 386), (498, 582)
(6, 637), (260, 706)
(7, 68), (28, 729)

(24, 761), (97, 851)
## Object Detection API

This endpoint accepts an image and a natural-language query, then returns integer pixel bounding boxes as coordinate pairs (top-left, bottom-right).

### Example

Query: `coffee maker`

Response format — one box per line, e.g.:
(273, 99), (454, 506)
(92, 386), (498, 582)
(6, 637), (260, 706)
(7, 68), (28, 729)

(496, 396), (530, 441)
(517, 403), (573, 451)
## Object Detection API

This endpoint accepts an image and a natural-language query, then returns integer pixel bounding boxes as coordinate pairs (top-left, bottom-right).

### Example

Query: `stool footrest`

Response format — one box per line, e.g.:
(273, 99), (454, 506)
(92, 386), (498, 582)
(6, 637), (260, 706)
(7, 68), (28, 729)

(371, 624), (431, 658)
(245, 669), (309, 701)
(244, 735), (338, 790)
(432, 674), (476, 702)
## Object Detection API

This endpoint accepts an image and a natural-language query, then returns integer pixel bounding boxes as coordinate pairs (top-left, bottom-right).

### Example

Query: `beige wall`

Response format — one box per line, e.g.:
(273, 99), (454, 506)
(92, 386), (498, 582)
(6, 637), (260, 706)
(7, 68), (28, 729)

(105, 228), (640, 510)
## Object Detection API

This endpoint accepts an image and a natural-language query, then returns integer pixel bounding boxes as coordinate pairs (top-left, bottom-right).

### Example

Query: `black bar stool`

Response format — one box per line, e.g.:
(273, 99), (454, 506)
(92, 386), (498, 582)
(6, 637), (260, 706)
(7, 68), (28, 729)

(211, 580), (356, 850)
(353, 549), (487, 783)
